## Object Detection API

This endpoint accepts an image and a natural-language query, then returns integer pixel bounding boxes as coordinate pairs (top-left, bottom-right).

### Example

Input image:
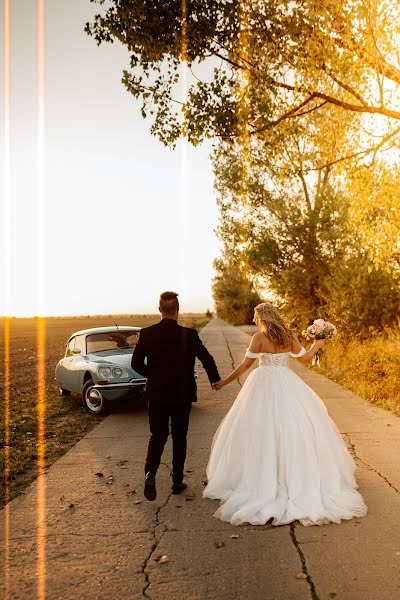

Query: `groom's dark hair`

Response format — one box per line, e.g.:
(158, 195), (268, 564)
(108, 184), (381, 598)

(159, 291), (179, 315)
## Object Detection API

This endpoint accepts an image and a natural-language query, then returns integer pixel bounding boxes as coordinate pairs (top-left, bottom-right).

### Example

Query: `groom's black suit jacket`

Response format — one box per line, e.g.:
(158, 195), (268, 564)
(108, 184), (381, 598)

(131, 318), (220, 405)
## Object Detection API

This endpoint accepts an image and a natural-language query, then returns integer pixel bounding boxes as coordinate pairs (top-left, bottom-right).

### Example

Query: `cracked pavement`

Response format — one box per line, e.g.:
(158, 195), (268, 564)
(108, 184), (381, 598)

(2, 319), (400, 599)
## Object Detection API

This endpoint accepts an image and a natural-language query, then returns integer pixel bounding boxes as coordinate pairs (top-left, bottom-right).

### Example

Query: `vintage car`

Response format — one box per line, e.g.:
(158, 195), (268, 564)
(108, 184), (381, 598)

(55, 326), (147, 415)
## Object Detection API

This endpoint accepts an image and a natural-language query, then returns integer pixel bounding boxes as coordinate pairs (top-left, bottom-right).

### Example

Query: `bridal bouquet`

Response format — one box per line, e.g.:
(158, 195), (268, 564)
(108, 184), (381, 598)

(302, 319), (337, 366)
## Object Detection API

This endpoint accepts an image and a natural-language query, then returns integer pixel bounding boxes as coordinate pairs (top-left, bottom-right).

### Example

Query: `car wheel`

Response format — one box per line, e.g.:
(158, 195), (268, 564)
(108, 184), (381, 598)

(59, 387), (71, 396)
(83, 379), (108, 415)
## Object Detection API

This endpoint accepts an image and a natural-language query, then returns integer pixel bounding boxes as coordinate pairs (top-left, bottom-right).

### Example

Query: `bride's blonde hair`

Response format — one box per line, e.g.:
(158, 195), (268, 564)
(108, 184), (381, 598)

(253, 303), (293, 348)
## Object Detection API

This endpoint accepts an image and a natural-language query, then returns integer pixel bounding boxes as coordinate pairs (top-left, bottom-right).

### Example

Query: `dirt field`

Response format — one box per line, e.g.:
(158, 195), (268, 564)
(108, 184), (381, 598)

(0, 314), (210, 507)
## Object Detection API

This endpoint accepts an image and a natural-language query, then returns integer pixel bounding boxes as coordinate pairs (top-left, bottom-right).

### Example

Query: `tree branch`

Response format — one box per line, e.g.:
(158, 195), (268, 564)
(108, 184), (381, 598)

(272, 80), (400, 120)
(308, 124), (400, 171)
(321, 65), (368, 106)
(252, 93), (317, 133)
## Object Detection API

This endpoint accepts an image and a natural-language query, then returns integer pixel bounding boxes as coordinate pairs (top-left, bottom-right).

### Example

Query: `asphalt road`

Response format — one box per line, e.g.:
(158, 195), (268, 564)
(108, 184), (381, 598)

(1, 318), (400, 600)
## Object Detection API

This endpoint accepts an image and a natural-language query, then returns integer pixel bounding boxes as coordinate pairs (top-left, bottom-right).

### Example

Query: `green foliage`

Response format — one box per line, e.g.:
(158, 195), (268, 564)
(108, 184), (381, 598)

(86, 1), (400, 334)
(212, 258), (262, 326)
(86, 0), (400, 157)
(322, 255), (400, 336)
(213, 128), (400, 334)
(212, 129), (352, 328)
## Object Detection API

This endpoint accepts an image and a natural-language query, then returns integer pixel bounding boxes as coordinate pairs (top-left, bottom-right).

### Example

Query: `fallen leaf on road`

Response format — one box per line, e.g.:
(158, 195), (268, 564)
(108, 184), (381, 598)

(95, 472), (104, 477)
(107, 476), (114, 484)
(186, 469), (193, 473)
(68, 503), (75, 511)
(117, 459), (128, 466)
(126, 490), (137, 496)
(295, 573), (307, 580)
(175, 505), (183, 508)
(95, 491), (103, 494)
(230, 534), (239, 539)
(202, 480), (208, 486)
(134, 500), (142, 505)
(60, 496), (65, 502)
(155, 555), (169, 563)
(214, 541), (225, 549)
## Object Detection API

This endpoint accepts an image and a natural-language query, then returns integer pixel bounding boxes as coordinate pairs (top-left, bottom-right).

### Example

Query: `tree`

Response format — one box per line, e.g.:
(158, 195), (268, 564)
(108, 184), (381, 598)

(323, 254), (400, 336)
(86, 0), (400, 327)
(86, 0), (400, 160)
(346, 164), (400, 269)
(213, 125), (351, 326)
(212, 256), (262, 325)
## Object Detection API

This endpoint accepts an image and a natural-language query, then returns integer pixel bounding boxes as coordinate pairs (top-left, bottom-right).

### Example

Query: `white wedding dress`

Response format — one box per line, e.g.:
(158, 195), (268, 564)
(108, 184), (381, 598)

(203, 348), (367, 527)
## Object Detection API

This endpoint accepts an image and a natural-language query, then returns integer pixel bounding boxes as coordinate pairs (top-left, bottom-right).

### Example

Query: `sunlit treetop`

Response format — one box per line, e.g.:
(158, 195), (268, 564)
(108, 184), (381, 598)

(86, 0), (400, 164)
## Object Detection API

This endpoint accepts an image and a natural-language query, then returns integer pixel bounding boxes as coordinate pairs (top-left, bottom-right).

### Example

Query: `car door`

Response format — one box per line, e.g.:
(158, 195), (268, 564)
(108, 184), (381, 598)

(69, 334), (87, 392)
(57, 337), (76, 390)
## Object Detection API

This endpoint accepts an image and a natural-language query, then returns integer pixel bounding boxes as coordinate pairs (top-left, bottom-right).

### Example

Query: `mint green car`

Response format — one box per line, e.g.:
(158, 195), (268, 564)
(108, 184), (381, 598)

(55, 326), (147, 415)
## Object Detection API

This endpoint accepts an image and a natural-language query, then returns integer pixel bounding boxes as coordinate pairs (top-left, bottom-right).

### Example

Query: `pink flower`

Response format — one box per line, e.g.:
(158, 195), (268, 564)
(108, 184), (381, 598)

(313, 319), (326, 334)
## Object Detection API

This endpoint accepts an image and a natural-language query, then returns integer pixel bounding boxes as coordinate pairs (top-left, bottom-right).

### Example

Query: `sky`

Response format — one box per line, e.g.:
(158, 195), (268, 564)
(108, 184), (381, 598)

(0, 0), (220, 317)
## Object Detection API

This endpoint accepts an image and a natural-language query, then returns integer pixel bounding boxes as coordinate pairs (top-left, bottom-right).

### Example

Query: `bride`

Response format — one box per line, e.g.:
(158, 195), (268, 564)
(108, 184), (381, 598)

(203, 303), (367, 527)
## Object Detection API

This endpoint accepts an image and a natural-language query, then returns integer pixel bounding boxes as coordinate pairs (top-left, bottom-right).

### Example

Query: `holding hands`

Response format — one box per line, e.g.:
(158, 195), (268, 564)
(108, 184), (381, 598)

(212, 380), (225, 391)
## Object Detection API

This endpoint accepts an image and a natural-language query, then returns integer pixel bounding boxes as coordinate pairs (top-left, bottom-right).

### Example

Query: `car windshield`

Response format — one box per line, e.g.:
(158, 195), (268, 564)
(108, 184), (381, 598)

(86, 331), (139, 354)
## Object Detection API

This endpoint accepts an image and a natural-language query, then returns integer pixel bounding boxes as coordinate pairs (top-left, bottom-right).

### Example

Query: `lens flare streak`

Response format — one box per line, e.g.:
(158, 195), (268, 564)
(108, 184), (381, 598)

(2, 0), (11, 596)
(179, 0), (189, 288)
(36, 1), (47, 599)
(3, 318), (11, 599)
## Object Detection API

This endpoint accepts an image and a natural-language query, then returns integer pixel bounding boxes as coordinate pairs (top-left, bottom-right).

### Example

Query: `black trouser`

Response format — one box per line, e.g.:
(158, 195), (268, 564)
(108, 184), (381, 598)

(145, 401), (192, 483)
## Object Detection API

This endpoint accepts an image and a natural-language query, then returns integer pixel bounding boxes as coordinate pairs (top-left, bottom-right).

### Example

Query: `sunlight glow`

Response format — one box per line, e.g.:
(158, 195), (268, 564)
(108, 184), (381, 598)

(179, 0), (189, 290)
(36, 316), (46, 600)
(2, 1), (11, 596)
(239, 2), (251, 200)
(36, 2), (47, 598)
(2, 0), (11, 318)
(3, 319), (10, 600)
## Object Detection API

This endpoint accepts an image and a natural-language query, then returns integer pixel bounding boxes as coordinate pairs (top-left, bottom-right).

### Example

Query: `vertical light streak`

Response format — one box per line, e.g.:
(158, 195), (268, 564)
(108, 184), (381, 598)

(36, 1), (47, 599)
(179, 0), (189, 290)
(238, 1), (250, 204)
(2, 1), (11, 597)
(36, 317), (46, 600)
(3, 320), (10, 600)
(237, 2), (252, 308)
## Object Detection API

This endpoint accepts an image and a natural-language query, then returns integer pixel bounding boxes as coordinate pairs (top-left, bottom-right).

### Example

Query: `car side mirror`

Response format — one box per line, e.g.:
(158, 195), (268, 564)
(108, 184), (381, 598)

(73, 349), (81, 354)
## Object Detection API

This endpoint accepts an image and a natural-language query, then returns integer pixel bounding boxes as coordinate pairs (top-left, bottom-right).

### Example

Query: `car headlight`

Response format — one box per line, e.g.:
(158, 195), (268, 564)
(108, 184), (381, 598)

(98, 366), (112, 379)
(97, 366), (129, 379)
(112, 367), (128, 378)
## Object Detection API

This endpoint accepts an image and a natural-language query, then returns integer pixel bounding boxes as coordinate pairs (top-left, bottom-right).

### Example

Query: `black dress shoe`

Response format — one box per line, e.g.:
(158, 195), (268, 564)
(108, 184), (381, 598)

(144, 472), (156, 501)
(172, 481), (187, 495)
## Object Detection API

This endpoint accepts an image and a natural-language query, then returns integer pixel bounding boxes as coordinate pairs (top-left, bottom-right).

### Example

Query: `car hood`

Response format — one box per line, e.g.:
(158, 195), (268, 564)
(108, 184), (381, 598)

(87, 350), (145, 378)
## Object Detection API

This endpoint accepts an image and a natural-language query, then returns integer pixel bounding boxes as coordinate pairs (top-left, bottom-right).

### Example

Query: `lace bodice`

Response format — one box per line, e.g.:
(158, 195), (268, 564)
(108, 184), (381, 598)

(245, 346), (306, 368)
(259, 352), (290, 367)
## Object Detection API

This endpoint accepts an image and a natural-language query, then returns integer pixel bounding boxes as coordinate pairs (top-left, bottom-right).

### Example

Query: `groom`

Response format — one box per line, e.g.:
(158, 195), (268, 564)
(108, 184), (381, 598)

(131, 291), (221, 501)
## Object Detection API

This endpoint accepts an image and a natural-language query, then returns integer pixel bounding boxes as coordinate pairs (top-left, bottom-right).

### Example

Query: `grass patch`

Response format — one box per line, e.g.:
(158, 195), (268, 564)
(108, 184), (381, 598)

(0, 313), (210, 507)
(318, 335), (400, 416)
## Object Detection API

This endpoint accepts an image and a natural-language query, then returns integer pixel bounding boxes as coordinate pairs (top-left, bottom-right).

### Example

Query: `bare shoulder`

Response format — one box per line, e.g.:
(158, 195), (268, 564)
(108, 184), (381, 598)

(249, 332), (263, 352)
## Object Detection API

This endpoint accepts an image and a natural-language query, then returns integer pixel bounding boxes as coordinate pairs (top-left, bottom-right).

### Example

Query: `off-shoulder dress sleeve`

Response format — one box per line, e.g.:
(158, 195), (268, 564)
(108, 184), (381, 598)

(245, 349), (259, 359)
(290, 346), (306, 358)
